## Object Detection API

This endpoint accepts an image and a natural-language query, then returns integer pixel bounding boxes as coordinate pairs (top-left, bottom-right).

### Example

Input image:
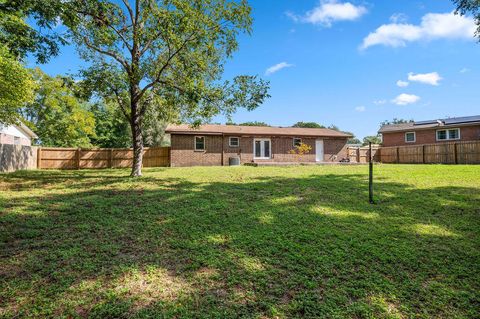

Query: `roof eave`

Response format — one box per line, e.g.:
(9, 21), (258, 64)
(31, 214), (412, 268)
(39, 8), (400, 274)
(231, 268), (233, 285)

(166, 131), (350, 138)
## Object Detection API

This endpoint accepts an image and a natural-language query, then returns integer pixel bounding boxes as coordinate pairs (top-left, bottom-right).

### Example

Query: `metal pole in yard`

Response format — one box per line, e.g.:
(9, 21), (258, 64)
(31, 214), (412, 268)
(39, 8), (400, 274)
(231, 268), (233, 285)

(369, 142), (374, 204)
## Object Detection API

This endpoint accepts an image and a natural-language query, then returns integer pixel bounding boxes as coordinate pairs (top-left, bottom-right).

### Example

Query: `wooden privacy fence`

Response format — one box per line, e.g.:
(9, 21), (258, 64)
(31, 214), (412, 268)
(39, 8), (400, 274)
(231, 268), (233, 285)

(37, 147), (170, 169)
(378, 140), (480, 164)
(347, 145), (380, 163)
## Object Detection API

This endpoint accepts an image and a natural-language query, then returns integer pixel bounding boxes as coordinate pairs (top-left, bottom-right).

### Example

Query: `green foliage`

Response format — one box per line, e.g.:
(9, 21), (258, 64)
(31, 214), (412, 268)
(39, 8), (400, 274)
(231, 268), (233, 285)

(348, 138), (361, 144)
(292, 121), (325, 128)
(363, 135), (382, 146)
(0, 0), (70, 63)
(1, 165), (479, 317)
(22, 69), (95, 147)
(0, 46), (35, 125)
(453, 0), (480, 39)
(89, 102), (131, 148)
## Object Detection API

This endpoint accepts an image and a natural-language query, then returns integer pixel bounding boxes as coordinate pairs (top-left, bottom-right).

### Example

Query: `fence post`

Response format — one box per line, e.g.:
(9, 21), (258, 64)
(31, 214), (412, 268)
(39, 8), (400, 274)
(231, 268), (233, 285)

(37, 147), (42, 169)
(454, 143), (458, 164)
(109, 148), (113, 168)
(369, 142), (374, 204)
(396, 147), (400, 164)
(422, 145), (426, 164)
(76, 148), (81, 169)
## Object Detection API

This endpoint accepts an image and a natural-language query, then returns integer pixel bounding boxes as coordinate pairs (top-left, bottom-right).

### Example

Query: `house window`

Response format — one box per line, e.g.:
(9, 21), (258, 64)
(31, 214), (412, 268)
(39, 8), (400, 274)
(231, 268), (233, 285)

(14, 137), (20, 145)
(194, 136), (205, 151)
(229, 137), (240, 147)
(293, 138), (302, 147)
(437, 128), (460, 141)
(405, 132), (416, 143)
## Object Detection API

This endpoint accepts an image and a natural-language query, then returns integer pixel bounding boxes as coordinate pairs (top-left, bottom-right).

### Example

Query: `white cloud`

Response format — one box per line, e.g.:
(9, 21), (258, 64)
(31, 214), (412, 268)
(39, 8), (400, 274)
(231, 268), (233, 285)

(460, 67), (470, 73)
(373, 99), (387, 105)
(392, 93), (420, 105)
(287, 0), (367, 27)
(265, 62), (294, 76)
(355, 106), (366, 112)
(408, 72), (442, 85)
(396, 80), (409, 87)
(361, 12), (476, 50)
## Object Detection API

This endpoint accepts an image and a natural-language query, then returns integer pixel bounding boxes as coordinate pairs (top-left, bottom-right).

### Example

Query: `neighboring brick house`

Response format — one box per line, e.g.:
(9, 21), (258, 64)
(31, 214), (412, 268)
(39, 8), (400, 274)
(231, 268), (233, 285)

(379, 115), (480, 147)
(166, 124), (351, 167)
(0, 122), (38, 146)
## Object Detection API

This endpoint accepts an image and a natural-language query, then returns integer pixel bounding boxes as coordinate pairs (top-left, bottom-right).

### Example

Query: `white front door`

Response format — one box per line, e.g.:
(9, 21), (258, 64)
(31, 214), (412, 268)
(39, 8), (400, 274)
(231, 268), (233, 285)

(316, 139), (324, 162)
(254, 138), (271, 159)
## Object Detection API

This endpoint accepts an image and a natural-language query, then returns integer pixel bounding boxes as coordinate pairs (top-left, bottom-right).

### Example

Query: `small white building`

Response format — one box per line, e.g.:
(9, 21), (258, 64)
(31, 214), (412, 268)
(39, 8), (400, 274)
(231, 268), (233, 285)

(0, 122), (38, 146)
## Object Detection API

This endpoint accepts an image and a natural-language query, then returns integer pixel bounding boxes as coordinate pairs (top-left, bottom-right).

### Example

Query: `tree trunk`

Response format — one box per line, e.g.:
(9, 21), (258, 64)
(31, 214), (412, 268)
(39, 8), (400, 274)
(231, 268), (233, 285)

(130, 110), (144, 177)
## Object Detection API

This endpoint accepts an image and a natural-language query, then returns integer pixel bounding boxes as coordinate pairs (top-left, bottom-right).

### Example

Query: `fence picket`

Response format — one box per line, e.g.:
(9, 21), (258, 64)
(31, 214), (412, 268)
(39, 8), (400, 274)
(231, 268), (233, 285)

(38, 147), (170, 169)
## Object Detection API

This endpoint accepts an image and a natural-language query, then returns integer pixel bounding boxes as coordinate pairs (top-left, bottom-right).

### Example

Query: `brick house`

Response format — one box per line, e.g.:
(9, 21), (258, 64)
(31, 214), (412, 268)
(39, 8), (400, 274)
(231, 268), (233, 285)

(0, 122), (38, 146)
(166, 124), (351, 167)
(379, 115), (480, 147)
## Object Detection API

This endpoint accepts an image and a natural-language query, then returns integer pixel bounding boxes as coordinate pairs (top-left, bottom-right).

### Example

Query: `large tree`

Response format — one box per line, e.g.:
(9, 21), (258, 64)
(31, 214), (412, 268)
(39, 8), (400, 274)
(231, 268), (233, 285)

(0, 0), (70, 63)
(453, 0), (480, 38)
(22, 69), (96, 147)
(0, 0), (75, 125)
(67, 0), (269, 176)
(0, 46), (35, 125)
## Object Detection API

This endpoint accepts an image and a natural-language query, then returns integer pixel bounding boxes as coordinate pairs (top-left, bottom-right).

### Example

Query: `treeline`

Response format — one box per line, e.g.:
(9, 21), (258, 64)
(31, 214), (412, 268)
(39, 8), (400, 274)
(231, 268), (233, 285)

(20, 69), (169, 148)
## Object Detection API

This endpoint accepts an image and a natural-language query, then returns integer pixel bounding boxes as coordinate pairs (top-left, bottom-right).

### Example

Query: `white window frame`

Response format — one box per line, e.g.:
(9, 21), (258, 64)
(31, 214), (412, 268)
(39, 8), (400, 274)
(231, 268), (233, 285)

(229, 137), (240, 147)
(293, 138), (302, 147)
(253, 138), (271, 159)
(405, 132), (416, 143)
(194, 136), (205, 151)
(436, 128), (460, 141)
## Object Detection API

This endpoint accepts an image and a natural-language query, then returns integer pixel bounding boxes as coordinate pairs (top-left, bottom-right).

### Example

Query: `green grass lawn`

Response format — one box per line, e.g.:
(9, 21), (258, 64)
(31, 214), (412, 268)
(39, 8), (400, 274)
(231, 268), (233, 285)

(0, 165), (479, 318)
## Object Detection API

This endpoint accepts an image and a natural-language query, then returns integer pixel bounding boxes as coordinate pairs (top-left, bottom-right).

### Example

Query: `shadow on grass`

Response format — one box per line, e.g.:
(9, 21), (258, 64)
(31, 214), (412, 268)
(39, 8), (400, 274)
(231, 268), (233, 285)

(0, 169), (479, 318)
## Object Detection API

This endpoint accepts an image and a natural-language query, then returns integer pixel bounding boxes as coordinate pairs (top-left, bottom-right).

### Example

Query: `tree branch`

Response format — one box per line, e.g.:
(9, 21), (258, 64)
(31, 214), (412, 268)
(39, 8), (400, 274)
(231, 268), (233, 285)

(139, 32), (197, 98)
(121, 0), (134, 25)
(108, 83), (131, 121)
(75, 8), (133, 53)
(83, 37), (131, 74)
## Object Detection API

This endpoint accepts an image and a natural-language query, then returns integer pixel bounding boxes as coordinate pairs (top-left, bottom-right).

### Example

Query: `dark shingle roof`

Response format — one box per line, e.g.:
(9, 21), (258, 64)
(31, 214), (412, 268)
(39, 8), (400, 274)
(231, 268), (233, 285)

(166, 124), (352, 138)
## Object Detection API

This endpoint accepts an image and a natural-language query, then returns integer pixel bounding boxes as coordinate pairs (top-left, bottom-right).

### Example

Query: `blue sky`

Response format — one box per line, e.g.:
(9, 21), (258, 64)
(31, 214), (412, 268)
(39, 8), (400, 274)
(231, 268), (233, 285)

(29, 0), (480, 139)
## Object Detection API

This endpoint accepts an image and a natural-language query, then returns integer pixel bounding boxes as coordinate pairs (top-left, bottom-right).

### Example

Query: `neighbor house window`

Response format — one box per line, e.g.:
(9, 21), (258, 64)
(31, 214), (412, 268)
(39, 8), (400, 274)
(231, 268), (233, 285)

(436, 128), (460, 141)
(293, 138), (302, 147)
(14, 137), (20, 145)
(194, 136), (205, 151)
(405, 132), (416, 143)
(229, 137), (239, 147)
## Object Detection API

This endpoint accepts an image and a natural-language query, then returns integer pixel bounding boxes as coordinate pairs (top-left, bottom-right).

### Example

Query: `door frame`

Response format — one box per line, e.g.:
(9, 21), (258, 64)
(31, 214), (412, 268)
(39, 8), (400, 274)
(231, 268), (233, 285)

(253, 138), (272, 159)
(315, 139), (324, 162)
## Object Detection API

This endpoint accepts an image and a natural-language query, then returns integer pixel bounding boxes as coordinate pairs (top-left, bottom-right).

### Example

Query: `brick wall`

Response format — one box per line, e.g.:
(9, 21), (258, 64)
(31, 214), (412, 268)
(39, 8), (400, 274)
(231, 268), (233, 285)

(382, 125), (480, 147)
(171, 134), (349, 167)
(170, 134), (223, 167)
(0, 133), (31, 146)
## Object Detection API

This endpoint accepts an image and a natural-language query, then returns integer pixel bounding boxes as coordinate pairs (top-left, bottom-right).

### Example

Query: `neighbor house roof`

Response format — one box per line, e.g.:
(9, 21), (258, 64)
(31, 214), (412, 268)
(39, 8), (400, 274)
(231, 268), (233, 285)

(166, 124), (352, 138)
(18, 122), (38, 139)
(378, 115), (480, 134)
(0, 121), (38, 139)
